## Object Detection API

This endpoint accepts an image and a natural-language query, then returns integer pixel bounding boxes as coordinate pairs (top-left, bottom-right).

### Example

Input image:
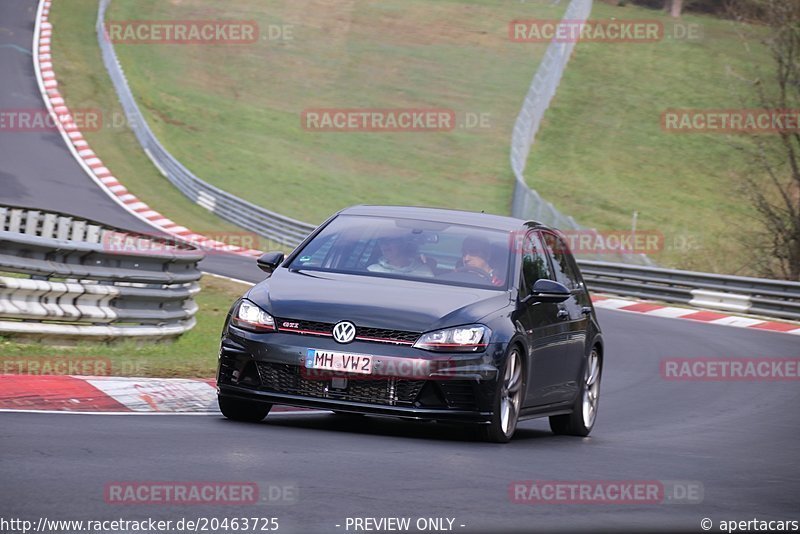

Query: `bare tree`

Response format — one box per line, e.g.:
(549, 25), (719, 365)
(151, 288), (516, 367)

(729, 0), (800, 280)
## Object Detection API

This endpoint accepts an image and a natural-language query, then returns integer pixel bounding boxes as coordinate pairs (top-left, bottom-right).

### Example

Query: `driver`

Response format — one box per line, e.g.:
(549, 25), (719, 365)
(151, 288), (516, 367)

(461, 236), (503, 286)
(368, 232), (434, 277)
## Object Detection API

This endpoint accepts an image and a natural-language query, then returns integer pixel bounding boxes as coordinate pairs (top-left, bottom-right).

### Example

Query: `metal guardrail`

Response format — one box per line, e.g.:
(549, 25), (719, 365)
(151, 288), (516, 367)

(579, 260), (800, 321)
(96, 0), (316, 248)
(0, 206), (204, 341)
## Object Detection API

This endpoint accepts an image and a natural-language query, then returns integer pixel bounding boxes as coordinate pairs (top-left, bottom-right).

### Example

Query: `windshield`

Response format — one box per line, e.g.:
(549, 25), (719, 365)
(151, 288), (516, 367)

(289, 214), (511, 290)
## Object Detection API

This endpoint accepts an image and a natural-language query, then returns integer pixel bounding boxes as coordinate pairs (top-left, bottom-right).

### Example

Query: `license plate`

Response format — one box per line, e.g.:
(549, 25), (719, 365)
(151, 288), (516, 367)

(305, 349), (373, 375)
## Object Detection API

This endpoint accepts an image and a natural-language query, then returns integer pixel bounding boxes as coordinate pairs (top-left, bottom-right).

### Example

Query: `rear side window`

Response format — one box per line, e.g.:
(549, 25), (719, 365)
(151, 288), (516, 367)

(520, 231), (552, 295)
(541, 231), (582, 291)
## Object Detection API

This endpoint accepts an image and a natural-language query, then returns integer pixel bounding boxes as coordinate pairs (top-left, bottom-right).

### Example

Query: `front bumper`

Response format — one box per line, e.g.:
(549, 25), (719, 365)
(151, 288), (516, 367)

(217, 326), (505, 423)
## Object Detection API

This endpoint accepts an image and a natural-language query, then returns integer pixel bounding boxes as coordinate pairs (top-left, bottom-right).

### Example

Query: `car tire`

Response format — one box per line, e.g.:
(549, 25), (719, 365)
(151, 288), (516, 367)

(482, 346), (524, 443)
(218, 396), (272, 423)
(549, 347), (601, 436)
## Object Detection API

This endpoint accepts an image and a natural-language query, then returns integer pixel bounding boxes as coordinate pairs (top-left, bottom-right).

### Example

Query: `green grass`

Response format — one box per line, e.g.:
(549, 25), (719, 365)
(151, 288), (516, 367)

(0, 275), (248, 378)
(0, 271), (30, 279)
(52, 0), (562, 226)
(48, 2), (247, 239)
(523, 2), (772, 274)
(50, 0), (775, 275)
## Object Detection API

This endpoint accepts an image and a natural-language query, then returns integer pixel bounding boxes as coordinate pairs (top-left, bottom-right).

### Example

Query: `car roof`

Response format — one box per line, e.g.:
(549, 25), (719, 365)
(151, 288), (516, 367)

(338, 205), (540, 232)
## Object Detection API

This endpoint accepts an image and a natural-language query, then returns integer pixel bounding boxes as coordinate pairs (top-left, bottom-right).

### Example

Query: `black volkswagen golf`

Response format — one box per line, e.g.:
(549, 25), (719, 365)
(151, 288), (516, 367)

(217, 206), (603, 442)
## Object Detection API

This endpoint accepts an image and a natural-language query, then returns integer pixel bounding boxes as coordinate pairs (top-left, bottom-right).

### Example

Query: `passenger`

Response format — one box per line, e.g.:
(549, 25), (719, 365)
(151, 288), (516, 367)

(460, 236), (503, 286)
(368, 233), (434, 277)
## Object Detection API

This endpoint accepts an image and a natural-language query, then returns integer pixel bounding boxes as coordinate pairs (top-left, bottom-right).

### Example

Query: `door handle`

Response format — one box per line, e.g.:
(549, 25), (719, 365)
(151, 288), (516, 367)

(581, 307), (592, 315)
(556, 309), (569, 320)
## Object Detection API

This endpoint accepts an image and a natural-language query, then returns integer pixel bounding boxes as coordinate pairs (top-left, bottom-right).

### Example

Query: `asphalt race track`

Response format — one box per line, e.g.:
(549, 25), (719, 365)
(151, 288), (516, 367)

(2, 312), (799, 533)
(1, 1), (799, 533)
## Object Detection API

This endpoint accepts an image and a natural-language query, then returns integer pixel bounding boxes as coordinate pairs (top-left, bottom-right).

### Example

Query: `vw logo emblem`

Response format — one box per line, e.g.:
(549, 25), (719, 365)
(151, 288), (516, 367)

(332, 321), (356, 344)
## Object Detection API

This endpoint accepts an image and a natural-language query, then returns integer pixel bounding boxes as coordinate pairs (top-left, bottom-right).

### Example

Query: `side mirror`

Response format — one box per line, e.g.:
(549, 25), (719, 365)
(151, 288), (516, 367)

(525, 279), (571, 303)
(256, 251), (285, 275)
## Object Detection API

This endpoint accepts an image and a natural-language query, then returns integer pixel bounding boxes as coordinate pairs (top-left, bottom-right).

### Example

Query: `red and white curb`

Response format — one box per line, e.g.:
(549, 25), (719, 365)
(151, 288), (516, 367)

(0, 375), (308, 414)
(592, 295), (800, 336)
(32, 0), (262, 259)
(2, 295), (798, 414)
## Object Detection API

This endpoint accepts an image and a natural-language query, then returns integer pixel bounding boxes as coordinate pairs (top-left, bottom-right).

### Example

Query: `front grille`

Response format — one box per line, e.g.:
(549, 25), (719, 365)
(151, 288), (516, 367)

(255, 362), (425, 407)
(277, 319), (331, 335)
(275, 318), (420, 345)
(355, 326), (420, 344)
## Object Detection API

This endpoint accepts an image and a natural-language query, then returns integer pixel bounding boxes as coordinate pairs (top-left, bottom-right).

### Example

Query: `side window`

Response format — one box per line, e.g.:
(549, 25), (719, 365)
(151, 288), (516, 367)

(520, 232), (553, 295)
(541, 232), (582, 291)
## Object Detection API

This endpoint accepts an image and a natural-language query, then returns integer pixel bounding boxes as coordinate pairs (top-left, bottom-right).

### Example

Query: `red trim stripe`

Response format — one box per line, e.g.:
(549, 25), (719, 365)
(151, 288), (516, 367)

(355, 336), (414, 346)
(277, 327), (331, 337)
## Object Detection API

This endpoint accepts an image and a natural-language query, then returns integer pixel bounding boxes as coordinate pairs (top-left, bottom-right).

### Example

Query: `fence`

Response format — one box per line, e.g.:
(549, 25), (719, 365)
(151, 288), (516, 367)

(0, 206), (204, 341)
(96, 0), (316, 248)
(507, 0), (653, 266)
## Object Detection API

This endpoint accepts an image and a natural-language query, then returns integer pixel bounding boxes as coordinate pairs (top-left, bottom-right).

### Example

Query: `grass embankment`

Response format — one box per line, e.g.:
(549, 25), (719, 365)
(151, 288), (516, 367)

(50, 0), (561, 226)
(51, 1), (774, 274)
(524, 2), (771, 273)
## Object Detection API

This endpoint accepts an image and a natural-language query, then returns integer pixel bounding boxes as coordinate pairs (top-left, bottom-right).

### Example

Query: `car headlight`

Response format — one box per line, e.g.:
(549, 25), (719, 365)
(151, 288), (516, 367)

(231, 299), (276, 332)
(413, 325), (491, 352)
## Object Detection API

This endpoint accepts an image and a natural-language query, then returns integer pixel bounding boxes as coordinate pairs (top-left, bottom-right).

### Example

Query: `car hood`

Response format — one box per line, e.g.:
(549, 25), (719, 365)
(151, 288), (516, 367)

(245, 268), (511, 332)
